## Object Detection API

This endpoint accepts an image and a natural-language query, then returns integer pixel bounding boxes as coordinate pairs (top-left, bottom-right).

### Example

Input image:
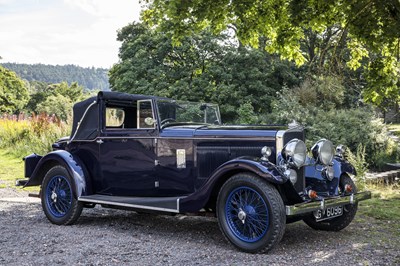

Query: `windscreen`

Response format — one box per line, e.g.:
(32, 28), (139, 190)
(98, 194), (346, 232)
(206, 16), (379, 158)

(156, 100), (221, 125)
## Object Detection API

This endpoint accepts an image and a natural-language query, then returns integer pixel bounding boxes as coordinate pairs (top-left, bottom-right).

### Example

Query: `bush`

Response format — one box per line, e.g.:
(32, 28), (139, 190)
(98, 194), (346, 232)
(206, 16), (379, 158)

(0, 113), (70, 158)
(236, 102), (260, 124)
(346, 144), (368, 190)
(36, 94), (73, 121)
(265, 77), (399, 169)
(310, 108), (398, 169)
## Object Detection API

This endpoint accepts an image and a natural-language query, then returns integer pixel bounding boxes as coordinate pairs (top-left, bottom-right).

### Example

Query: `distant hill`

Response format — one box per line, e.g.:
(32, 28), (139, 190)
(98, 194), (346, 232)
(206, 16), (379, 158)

(1, 63), (110, 91)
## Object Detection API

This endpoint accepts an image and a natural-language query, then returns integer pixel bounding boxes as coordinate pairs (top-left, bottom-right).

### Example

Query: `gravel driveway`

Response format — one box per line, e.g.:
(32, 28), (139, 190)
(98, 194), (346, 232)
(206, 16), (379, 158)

(0, 187), (399, 266)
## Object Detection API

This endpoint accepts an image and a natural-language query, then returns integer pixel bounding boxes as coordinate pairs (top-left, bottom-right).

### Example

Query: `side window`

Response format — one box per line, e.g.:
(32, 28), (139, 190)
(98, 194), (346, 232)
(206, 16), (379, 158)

(105, 105), (137, 129)
(106, 108), (125, 127)
(104, 100), (154, 130)
(138, 100), (155, 129)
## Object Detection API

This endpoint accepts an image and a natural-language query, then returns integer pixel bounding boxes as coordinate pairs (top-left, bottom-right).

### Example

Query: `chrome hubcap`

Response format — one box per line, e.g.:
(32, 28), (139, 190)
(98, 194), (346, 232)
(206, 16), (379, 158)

(238, 209), (247, 224)
(51, 191), (57, 202)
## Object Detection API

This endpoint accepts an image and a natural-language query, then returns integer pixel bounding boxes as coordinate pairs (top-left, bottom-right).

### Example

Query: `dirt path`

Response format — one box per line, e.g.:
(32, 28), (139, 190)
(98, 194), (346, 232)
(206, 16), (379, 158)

(0, 187), (399, 266)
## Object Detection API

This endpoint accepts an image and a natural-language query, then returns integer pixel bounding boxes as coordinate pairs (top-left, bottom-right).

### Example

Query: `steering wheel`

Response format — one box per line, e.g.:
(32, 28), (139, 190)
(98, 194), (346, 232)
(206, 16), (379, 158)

(160, 118), (176, 126)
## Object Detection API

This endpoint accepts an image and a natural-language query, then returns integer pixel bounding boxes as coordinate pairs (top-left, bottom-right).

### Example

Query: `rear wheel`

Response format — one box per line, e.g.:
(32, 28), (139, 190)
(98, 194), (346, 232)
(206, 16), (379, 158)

(41, 165), (83, 225)
(303, 174), (358, 231)
(216, 173), (286, 253)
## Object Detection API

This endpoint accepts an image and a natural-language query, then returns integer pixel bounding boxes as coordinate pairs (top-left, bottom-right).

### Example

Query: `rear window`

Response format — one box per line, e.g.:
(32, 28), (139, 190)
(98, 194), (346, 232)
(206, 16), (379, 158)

(105, 108), (125, 127)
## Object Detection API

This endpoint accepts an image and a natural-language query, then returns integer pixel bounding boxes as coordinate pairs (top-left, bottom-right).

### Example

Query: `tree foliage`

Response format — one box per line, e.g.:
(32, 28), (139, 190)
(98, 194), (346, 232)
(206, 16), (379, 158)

(36, 94), (73, 121)
(0, 65), (29, 113)
(141, 0), (400, 109)
(27, 81), (84, 120)
(266, 77), (398, 168)
(109, 22), (303, 122)
(1, 63), (109, 91)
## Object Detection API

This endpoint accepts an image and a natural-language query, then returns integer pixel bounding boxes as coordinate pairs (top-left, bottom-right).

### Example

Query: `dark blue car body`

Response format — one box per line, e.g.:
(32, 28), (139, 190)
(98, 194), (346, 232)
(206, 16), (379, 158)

(21, 91), (370, 253)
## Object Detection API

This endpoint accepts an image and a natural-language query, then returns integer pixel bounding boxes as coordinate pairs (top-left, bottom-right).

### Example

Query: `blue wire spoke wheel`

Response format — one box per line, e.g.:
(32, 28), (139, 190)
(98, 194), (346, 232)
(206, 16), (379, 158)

(41, 165), (83, 225)
(45, 175), (73, 218)
(217, 173), (286, 253)
(225, 186), (269, 243)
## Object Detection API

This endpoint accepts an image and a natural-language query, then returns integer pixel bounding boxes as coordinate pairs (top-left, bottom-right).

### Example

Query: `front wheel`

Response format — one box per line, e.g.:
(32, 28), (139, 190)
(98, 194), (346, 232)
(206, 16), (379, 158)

(303, 174), (358, 231)
(216, 173), (286, 253)
(41, 165), (83, 225)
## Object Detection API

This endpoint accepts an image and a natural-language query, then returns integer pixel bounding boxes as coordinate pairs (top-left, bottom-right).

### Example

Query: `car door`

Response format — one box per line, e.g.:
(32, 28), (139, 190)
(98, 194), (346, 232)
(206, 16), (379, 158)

(156, 138), (195, 196)
(97, 99), (158, 197)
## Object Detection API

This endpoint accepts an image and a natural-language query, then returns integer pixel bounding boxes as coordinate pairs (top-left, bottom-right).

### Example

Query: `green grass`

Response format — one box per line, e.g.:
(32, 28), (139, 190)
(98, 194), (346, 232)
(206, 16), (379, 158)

(0, 149), (25, 185)
(358, 184), (400, 221)
(0, 149), (38, 192)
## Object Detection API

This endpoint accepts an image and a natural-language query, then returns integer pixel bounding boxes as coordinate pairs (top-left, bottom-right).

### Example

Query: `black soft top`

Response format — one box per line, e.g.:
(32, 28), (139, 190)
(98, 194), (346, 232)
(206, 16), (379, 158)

(98, 91), (163, 103)
(70, 91), (167, 141)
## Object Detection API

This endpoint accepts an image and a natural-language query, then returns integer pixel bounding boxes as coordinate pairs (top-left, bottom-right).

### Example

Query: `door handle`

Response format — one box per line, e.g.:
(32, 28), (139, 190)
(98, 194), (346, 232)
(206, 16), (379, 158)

(96, 139), (104, 144)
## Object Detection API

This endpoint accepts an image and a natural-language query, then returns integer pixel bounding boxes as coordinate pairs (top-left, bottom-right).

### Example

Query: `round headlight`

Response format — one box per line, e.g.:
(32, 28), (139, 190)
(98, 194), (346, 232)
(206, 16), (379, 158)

(284, 169), (298, 184)
(260, 146), (272, 161)
(336, 144), (346, 157)
(261, 146), (272, 157)
(282, 139), (307, 168)
(312, 139), (334, 165)
(322, 165), (335, 181)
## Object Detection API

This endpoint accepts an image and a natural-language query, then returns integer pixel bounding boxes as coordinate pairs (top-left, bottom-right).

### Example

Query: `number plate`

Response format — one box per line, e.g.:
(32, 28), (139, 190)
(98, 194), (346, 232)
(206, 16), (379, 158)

(313, 206), (343, 221)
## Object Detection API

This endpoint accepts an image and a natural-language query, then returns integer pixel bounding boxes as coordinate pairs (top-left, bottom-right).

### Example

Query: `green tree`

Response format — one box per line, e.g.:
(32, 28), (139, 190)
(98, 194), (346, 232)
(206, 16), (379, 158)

(110, 22), (303, 122)
(0, 66), (29, 113)
(48, 81), (84, 102)
(36, 94), (73, 121)
(236, 102), (259, 124)
(26, 81), (84, 120)
(1, 63), (110, 91)
(25, 81), (50, 112)
(142, 0), (400, 109)
(266, 77), (398, 168)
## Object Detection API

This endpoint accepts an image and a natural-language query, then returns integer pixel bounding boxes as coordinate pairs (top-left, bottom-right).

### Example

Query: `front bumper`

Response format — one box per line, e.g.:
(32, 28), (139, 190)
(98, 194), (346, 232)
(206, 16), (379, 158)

(285, 191), (371, 216)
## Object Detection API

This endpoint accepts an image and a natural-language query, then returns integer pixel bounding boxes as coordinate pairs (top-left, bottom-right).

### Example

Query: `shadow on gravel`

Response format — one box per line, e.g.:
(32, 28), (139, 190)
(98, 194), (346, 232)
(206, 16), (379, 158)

(76, 207), (226, 247)
(74, 206), (355, 253)
(0, 202), (357, 249)
(0, 200), (357, 251)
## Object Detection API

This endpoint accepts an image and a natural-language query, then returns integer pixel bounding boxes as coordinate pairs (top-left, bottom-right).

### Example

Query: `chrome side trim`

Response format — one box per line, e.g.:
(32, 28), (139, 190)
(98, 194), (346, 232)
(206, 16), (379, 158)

(69, 136), (276, 142)
(78, 197), (180, 213)
(285, 191), (371, 216)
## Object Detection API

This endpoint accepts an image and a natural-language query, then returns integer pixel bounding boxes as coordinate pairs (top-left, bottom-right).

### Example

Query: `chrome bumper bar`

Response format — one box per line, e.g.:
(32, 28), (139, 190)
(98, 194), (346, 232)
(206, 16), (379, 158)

(285, 191), (371, 216)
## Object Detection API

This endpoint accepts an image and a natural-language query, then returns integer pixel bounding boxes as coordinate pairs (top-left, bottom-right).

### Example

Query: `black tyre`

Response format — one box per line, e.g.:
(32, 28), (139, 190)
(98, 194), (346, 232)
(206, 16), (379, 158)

(303, 174), (358, 231)
(41, 165), (83, 225)
(216, 173), (286, 253)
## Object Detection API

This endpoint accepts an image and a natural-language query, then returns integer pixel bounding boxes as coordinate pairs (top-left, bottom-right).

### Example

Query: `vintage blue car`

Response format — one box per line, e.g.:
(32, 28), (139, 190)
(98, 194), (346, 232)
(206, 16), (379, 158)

(20, 91), (371, 253)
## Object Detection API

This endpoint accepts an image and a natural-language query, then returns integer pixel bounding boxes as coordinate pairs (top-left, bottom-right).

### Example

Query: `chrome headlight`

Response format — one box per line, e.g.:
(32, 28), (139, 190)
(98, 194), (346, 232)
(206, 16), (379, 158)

(284, 169), (298, 184)
(322, 165), (335, 181)
(311, 139), (334, 165)
(282, 139), (307, 168)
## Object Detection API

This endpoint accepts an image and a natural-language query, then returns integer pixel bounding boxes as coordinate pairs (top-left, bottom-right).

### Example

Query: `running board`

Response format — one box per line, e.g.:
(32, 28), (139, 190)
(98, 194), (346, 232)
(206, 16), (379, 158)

(78, 194), (182, 213)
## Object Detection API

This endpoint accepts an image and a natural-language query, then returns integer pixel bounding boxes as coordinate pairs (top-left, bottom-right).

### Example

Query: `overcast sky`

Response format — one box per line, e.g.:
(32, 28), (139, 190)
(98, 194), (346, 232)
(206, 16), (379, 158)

(0, 0), (142, 68)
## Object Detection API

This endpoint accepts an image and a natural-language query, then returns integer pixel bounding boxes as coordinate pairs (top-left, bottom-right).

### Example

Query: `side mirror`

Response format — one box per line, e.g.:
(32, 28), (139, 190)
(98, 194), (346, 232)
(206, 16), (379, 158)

(144, 117), (155, 126)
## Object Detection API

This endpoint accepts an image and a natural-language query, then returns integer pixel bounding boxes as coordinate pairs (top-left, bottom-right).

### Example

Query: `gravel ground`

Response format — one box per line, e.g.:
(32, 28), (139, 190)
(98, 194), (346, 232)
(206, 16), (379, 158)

(0, 187), (399, 266)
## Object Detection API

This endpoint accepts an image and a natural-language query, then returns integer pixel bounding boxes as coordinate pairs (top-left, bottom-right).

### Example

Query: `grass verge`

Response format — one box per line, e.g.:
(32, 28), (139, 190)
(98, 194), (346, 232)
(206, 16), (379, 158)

(0, 149), (38, 192)
(358, 184), (400, 221)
